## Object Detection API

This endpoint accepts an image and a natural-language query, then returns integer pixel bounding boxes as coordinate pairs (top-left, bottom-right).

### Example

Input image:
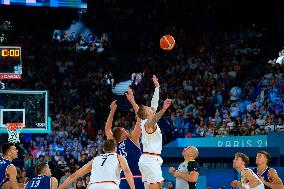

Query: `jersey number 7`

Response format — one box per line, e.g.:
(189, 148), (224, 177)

(101, 157), (107, 166)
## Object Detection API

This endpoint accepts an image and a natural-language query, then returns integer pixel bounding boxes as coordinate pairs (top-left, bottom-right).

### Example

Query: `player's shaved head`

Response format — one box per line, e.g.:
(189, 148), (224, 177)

(190, 146), (199, 158)
(183, 146), (199, 160)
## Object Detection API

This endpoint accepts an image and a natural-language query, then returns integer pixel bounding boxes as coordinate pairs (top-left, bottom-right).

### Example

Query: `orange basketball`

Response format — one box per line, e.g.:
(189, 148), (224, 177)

(160, 35), (175, 50)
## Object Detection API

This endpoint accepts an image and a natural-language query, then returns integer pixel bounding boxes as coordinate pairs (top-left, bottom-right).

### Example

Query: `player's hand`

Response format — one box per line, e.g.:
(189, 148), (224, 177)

(110, 100), (117, 112)
(173, 170), (181, 177)
(231, 180), (240, 188)
(152, 75), (160, 88)
(135, 115), (141, 122)
(169, 167), (176, 174)
(125, 88), (134, 102)
(162, 98), (172, 111)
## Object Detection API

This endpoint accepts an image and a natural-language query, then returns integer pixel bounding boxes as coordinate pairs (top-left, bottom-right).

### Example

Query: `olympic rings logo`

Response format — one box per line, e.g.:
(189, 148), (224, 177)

(36, 123), (46, 127)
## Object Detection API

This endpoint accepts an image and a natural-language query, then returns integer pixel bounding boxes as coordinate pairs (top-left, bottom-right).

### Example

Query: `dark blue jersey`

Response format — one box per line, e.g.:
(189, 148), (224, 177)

(25, 176), (51, 189)
(0, 157), (12, 187)
(117, 138), (141, 177)
(253, 167), (272, 189)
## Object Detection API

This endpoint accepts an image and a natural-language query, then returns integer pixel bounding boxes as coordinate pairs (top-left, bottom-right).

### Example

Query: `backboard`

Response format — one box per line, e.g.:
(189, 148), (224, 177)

(0, 90), (51, 133)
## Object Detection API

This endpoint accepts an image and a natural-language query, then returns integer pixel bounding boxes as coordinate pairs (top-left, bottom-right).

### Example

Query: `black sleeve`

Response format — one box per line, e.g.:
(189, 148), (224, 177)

(187, 161), (200, 173)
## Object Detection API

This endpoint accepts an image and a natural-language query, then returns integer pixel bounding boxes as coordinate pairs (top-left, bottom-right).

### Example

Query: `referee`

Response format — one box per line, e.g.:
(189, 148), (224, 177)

(169, 146), (200, 189)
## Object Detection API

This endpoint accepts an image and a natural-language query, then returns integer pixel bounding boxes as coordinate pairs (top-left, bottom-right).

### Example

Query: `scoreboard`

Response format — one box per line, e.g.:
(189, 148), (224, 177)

(0, 46), (22, 80)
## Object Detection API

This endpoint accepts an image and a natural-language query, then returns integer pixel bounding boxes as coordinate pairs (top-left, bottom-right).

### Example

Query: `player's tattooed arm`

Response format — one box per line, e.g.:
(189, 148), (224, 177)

(145, 109), (165, 129)
(145, 99), (172, 131)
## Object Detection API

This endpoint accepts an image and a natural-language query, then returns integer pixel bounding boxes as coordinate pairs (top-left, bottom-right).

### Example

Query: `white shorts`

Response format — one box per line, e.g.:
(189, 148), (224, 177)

(88, 183), (119, 189)
(138, 154), (164, 184)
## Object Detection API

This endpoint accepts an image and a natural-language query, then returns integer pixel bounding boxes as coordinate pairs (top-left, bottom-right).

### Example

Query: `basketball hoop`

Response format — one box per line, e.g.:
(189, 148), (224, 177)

(6, 123), (24, 143)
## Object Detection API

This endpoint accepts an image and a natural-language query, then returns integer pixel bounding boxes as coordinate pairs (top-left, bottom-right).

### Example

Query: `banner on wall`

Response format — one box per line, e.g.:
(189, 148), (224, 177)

(166, 135), (268, 148)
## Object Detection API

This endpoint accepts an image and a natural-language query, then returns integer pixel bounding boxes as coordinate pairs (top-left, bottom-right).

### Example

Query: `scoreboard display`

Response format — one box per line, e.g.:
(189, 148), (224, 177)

(0, 46), (22, 80)
(0, 0), (87, 8)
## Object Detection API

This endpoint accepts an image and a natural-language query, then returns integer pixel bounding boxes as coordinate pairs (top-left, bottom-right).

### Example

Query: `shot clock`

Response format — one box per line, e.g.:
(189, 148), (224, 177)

(1, 48), (20, 57)
(0, 46), (22, 80)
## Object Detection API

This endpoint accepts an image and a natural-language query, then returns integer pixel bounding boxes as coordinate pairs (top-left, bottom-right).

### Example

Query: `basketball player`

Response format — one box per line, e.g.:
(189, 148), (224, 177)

(254, 151), (283, 189)
(169, 146), (200, 189)
(104, 87), (143, 189)
(137, 75), (172, 189)
(231, 152), (264, 189)
(0, 143), (18, 189)
(57, 139), (135, 189)
(24, 164), (58, 189)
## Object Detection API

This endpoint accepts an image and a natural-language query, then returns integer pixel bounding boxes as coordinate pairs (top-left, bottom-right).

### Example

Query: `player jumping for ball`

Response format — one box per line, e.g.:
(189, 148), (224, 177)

(105, 88), (144, 189)
(137, 75), (172, 189)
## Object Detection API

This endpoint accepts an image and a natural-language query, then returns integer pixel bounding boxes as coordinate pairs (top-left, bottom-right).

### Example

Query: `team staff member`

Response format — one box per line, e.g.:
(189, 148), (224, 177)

(169, 146), (200, 189)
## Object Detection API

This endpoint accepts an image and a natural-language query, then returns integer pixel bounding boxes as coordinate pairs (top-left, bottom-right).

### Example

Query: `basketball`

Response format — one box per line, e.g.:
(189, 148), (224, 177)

(160, 35), (175, 50)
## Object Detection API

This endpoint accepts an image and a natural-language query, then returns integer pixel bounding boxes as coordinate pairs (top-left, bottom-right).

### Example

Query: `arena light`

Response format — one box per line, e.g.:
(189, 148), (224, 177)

(0, 20), (12, 44)
(0, 21), (12, 31)
(275, 49), (284, 64)
(268, 47), (284, 65)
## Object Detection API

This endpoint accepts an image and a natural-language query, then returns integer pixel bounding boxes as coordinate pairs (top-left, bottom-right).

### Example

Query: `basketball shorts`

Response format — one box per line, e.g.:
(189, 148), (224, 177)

(120, 177), (144, 189)
(89, 183), (119, 189)
(138, 154), (164, 184)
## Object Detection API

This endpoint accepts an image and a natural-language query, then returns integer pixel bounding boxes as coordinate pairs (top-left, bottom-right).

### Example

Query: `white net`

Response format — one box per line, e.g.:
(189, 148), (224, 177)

(6, 123), (24, 143)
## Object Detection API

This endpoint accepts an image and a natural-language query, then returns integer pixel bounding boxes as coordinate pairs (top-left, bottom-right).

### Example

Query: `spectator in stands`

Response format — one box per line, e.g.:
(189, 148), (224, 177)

(230, 84), (242, 103)
(60, 168), (74, 189)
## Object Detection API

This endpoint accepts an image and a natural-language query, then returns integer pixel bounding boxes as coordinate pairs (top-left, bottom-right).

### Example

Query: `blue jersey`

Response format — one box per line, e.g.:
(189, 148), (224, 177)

(117, 138), (141, 177)
(0, 157), (12, 187)
(253, 167), (272, 189)
(25, 176), (51, 189)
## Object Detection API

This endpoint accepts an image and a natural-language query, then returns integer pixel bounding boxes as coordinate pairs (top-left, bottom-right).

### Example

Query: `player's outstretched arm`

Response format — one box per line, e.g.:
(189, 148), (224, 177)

(105, 100), (117, 140)
(260, 168), (284, 189)
(51, 177), (58, 189)
(118, 155), (135, 189)
(125, 88), (139, 114)
(7, 165), (18, 189)
(150, 75), (160, 112)
(129, 116), (141, 147)
(126, 87), (141, 146)
(145, 98), (172, 132)
(57, 161), (92, 189)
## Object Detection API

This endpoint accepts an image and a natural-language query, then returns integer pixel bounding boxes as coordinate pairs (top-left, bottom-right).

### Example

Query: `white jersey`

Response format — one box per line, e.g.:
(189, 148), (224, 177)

(241, 168), (265, 189)
(141, 119), (162, 154)
(90, 153), (121, 185)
